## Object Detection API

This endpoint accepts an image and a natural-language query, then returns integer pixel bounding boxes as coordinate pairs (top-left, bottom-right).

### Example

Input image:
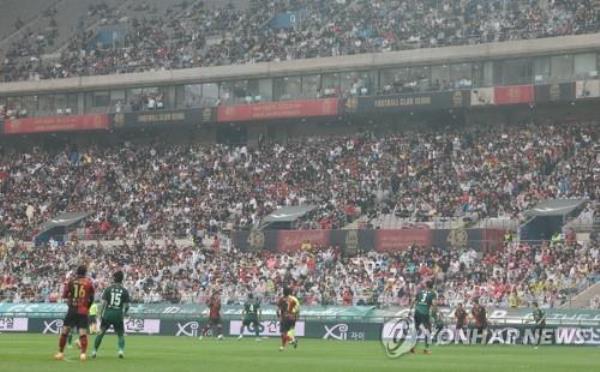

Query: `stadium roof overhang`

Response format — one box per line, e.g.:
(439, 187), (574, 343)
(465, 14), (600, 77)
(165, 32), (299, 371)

(262, 205), (317, 223)
(525, 199), (588, 217)
(37, 212), (90, 234)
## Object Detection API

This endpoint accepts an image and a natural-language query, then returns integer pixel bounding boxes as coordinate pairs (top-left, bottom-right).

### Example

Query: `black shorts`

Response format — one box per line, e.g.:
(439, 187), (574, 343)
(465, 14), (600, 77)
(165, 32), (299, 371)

(414, 312), (431, 330)
(63, 310), (89, 330)
(89, 316), (97, 323)
(280, 319), (293, 334)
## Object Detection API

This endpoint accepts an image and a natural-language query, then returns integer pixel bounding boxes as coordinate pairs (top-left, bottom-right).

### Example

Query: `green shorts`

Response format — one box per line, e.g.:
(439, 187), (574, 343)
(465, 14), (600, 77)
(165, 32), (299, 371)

(100, 311), (124, 334)
(242, 316), (259, 327)
(414, 311), (431, 330)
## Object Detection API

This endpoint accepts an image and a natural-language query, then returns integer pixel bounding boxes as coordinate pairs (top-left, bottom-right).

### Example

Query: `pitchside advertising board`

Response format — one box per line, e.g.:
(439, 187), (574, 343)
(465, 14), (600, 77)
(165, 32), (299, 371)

(0, 317), (28, 332)
(14, 317), (600, 345)
(27, 318), (160, 335)
(2, 304), (600, 345)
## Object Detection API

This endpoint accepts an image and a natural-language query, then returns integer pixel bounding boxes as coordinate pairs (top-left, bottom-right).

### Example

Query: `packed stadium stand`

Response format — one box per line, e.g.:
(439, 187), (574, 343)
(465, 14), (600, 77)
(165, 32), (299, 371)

(0, 120), (598, 240)
(0, 0), (599, 314)
(1, 0), (599, 81)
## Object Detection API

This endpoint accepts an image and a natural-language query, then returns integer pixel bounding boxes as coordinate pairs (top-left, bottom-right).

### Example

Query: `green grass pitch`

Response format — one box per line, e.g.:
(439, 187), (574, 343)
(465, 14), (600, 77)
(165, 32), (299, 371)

(1, 334), (599, 372)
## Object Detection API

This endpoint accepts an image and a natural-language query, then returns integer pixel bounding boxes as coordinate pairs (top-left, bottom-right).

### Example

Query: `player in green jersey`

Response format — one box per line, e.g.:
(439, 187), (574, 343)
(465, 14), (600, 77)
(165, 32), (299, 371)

(238, 293), (262, 341)
(412, 280), (437, 354)
(430, 304), (445, 342)
(531, 302), (546, 349)
(92, 271), (130, 359)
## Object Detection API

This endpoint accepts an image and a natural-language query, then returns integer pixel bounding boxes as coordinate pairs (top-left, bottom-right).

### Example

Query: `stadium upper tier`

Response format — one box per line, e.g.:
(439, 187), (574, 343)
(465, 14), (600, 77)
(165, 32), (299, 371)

(0, 0), (599, 83)
(1, 33), (599, 120)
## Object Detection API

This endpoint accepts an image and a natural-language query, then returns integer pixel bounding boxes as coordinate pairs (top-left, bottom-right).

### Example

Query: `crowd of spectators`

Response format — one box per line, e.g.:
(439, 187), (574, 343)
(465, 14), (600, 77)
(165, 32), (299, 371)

(2, 0), (599, 81)
(0, 237), (598, 310)
(0, 120), (598, 241)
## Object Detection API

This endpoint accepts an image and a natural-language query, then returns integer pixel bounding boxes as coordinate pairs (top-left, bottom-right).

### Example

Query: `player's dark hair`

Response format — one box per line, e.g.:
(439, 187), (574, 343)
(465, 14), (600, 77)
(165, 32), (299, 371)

(283, 287), (292, 296)
(426, 280), (434, 289)
(532, 301), (538, 307)
(248, 293), (254, 299)
(76, 265), (87, 277)
(113, 270), (124, 283)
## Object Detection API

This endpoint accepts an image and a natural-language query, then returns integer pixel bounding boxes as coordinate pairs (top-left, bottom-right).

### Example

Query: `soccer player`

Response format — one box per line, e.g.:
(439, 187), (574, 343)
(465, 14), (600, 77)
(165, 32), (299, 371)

(92, 271), (130, 359)
(238, 293), (262, 341)
(471, 298), (488, 344)
(532, 302), (546, 349)
(89, 301), (99, 335)
(54, 265), (95, 361)
(430, 304), (444, 342)
(199, 291), (223, 340)
(287, 290), (300, 349)
(411, 280), (436, 354)
(277, 287), (299, 351)
(454, 303), (468, 338)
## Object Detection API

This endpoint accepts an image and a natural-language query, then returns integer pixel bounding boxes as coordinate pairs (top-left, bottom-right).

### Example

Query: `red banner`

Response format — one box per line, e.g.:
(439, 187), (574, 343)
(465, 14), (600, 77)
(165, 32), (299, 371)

(494, 85), (534, 105)
(276, 230), (331, 253)
(217, 98), (339, 122)
(374, 229), (432, 253)
(3, 114), (110, 135)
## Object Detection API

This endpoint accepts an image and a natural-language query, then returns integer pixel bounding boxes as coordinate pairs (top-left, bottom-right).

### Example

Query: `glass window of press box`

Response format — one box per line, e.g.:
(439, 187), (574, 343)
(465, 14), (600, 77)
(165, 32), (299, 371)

(574, 53), (598, 79)
(380, 66), (430, 94)
(340, 71), (376, 96)
(301, 74), (320, 98)
(127, 87), (169, 111)
(176, 83), (221, 109)
(494, 59), (532, 86)
(550, 55), (574, 83)
(38, 94), (79, 115)
(273, 76), (302, 101)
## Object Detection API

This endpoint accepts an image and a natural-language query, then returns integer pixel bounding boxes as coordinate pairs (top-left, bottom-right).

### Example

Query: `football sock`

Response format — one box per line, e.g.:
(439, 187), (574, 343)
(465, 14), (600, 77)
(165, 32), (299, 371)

(67, 333), (73, 346)
(117, 333), (125, 352)
(59, 333), (68, 352)
(288, 329), (296, 341)
(79, 335), (88, 353)
(254, 324), (260, 337)
(94, 331), (105, 351)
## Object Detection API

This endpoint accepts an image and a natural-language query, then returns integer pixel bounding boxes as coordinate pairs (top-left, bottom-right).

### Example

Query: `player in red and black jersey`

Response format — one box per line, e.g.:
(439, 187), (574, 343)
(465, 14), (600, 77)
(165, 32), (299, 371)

(199, 291), (223, 340)
(277, 287), (299, 351)
(454, 303), (468, 334)
(471, 299), (488, 344)
(54, 265), (95, 361)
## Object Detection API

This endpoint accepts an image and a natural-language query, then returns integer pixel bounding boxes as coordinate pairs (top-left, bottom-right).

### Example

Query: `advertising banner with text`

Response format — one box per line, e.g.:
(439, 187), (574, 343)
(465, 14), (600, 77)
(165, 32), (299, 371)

(112, 108), (216, 129)
(231, 228), (505, 253)
(575, 80), (600, 99)
(494, 85), (534, 105)
(3, 114), (110, 135)
(20, 316), (600, 345)
(534, 82), (575, 103)
(344, 91), (469, 114)
(217, 98), (338, 122)
(0, 317), (28, 332)
(374, 229), (432, 252)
